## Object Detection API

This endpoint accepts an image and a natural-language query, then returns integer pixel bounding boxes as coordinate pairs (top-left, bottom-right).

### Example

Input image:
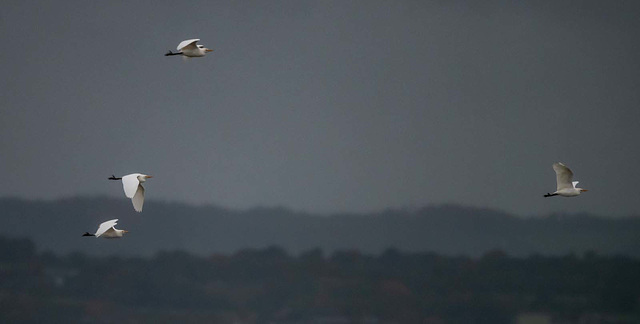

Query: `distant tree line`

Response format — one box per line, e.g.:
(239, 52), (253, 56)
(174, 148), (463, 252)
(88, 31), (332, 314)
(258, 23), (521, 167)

(1, 236), (639, 323)
(3, 197), (640, 258)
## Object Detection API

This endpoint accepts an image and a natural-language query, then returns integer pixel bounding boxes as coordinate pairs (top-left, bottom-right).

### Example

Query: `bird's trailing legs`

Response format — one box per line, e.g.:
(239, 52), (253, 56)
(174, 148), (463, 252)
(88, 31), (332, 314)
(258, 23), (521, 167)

(165, 50), (183, 56)
(108, 175), (122, 180)
(544, 193), (558, 197)
(82, 232), (95, 237)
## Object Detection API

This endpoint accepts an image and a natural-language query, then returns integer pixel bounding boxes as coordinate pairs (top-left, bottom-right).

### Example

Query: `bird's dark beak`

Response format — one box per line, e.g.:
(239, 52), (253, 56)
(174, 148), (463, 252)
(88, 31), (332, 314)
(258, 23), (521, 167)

(581, 189), (588, 192)
(146, 175), (153, 178)
(206, 49), (213, 52)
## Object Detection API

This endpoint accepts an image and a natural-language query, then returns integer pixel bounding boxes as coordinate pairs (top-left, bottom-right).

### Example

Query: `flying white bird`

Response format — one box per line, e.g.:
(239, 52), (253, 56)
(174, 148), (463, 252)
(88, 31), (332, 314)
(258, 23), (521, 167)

(544, 162), (588, 197)
(165, 39), (213, 57)
(109, 173), (153, 212)
(82, 219), (128, 238)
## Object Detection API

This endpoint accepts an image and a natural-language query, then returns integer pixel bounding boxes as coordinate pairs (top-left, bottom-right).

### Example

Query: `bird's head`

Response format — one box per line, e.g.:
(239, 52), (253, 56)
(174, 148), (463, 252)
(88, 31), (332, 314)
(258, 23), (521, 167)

(574, 182), (588, 193)
(197, 44), (213, 52)
(138, 174), (153, 182)
(123, 230), (129, 234)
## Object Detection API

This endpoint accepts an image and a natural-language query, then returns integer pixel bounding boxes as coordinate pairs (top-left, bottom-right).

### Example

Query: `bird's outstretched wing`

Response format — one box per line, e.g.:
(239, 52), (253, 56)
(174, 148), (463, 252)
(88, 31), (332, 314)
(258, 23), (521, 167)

(132, 184), (145, 212)
(95, 219), (118, 237)
(553, 162), (574, 190)
(177, 39), (200, 51)
(121, 174), (140, 198)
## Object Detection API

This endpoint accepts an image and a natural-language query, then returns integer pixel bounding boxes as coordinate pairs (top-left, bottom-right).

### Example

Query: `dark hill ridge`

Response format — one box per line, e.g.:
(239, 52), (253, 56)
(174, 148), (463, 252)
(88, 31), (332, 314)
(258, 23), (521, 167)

(0, 197), (638, 257)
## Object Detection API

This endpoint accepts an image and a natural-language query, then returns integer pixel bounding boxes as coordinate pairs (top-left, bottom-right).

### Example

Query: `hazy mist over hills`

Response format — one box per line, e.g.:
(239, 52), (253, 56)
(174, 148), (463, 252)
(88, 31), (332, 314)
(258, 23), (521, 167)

(1, 197), (637, 258)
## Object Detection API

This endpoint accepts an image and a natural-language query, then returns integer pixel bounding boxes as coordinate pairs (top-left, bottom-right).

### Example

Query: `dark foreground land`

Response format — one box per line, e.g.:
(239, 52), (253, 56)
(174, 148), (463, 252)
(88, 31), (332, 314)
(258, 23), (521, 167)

(1, 237), (639, 323)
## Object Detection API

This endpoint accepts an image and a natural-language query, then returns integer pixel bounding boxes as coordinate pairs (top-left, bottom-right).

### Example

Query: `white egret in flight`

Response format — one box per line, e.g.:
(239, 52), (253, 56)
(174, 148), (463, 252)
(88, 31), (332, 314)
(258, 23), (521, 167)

(109, 173), (153, 212)
(544, 162), (588, 197)
(82, 219), (128, 238)
(165, 39), (213, 57)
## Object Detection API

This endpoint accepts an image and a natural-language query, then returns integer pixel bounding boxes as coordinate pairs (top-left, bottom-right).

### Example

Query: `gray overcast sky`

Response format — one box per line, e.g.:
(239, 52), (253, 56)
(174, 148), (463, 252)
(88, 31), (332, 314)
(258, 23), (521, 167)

(1, 1), (639, 216)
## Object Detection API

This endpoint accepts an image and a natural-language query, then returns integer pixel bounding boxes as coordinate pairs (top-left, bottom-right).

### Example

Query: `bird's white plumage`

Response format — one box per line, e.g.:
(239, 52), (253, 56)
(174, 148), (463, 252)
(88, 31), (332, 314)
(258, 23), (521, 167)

(132, 184), (145, 212)
(121, 174), (142, 198)
(112, 173), (151, 212)
(95, 219), (118, 238)
(169, 38), (212, 58)
(177, 39), (200, 51)
(553, 162), (574, 191)
(545, 162), (587, 197)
